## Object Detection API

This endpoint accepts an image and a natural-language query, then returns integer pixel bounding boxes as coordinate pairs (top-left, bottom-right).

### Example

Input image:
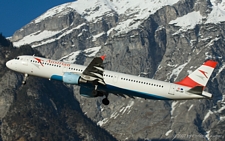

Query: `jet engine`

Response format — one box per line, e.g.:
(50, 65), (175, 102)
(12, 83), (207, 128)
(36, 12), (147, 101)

(63, 72), (82, 85)
(80, 86), (99, 97)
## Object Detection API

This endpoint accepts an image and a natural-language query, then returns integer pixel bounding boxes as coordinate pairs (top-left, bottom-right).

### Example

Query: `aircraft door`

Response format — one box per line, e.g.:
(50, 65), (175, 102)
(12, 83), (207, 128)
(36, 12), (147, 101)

(20, 58), (30, 73)
(62, 66), (69, 73)
(168, 84), (176, 95)
(113, 75), (119, 83)
(21, 58), (28, 66)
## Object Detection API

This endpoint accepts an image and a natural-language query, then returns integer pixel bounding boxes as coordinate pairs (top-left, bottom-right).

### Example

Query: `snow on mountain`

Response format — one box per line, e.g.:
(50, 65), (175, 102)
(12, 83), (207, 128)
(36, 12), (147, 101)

(169, 11), (203, 31)
(14, 0), (181, 48)
(34, 0), (180, 23)
(59, 50), (81, 63)
(97, 118), (109, 126)
(206, 4), (225, 23)
(169, 61), (189, 81)
(84, 46), (102, 57)
(203, 110), (213, 122)
(59, 46), (102, 63)
(13, 29), (65, 47)
(77, 0), (179, 34)
(170, 101), (178, 116)
(165, 130), (173, 136)
(14, 0), (225, 48)
(13, 23), (87, 47)
(170, 0), (225, 30)
(34, 2), (74, 23)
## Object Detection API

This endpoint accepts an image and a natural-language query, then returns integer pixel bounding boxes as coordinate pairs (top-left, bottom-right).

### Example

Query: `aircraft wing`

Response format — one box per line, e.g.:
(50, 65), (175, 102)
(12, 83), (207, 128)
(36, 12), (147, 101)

(111, 92), (135, 99)
(81, 55), (106, 85)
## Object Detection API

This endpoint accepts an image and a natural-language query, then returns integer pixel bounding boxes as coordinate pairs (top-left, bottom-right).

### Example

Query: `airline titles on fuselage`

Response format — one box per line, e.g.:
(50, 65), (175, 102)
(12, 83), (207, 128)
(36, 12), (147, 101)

(32, 58), (71, 67)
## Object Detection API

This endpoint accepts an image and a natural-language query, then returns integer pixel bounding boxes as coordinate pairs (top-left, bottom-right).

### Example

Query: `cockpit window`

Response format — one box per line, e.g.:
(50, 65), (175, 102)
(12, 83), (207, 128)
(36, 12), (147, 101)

(15, 57), (20, 60)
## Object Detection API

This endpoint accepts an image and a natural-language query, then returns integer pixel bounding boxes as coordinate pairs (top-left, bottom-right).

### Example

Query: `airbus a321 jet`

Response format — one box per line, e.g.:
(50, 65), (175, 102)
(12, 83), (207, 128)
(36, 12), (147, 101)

(6, 55), (217, 105)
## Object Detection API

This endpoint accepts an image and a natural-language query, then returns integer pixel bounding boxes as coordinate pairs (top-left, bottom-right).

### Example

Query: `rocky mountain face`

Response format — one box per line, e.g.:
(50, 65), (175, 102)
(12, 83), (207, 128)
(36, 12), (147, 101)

(0, 35), (116, 141)
(5, 0), (225, 140)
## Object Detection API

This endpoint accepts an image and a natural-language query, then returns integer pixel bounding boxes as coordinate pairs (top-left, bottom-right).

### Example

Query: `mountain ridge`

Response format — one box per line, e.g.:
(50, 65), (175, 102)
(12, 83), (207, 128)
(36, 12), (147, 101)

(3, 0), (225, 140)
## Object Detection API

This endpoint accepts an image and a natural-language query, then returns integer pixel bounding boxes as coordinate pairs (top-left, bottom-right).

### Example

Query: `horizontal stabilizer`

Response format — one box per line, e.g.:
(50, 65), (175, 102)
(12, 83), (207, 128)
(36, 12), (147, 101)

(187, 86), (203, 95)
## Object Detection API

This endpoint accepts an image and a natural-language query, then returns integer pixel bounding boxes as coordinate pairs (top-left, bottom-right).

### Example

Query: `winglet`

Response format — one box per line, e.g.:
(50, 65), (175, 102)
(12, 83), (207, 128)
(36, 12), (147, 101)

(100, 55), (106, 60)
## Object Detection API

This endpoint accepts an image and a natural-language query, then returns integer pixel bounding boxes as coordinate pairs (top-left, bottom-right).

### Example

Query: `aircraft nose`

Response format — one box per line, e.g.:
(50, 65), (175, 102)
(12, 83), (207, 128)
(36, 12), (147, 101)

(6, 60), (12, 69)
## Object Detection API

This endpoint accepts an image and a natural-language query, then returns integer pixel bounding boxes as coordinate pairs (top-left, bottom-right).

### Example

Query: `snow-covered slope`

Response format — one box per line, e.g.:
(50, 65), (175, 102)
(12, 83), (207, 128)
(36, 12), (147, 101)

(14, 0), (180, 47)
(169, 0), (225, 30)
(13, 0), (225, 48)
(34, 0), (180, 23)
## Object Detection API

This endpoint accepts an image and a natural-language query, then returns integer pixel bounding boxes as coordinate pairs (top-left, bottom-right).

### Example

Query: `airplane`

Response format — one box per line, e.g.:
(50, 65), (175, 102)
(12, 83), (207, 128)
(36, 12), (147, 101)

(6, 55), (217, 105)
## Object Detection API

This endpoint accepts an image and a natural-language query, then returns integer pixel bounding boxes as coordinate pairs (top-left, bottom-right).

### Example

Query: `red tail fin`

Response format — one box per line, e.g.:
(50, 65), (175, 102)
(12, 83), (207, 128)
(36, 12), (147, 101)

(175, 60), (217, 88)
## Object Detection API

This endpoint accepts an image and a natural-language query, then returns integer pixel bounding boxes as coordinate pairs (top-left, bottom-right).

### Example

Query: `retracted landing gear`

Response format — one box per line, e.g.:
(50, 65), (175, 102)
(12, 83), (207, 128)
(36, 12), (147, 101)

(22, 74), (28, 85)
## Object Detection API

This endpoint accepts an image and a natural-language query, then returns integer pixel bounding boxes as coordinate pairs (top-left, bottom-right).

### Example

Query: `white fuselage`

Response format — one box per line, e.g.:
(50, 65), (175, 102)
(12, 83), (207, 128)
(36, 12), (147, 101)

(6, 55), (210, 100)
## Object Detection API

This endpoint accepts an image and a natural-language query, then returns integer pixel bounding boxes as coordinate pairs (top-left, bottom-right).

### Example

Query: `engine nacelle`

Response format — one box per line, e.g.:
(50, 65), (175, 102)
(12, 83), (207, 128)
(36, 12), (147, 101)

(80, 86), (98, 97)
(63, 72), (81, 85)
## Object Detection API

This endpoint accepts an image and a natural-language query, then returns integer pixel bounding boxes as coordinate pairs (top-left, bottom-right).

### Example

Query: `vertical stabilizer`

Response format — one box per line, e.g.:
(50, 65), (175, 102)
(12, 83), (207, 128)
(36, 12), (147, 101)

(175, 60), (217, 88)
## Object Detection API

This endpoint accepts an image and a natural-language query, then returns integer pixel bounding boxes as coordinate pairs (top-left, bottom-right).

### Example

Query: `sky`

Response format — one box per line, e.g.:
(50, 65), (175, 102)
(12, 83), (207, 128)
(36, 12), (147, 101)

(0, 0), (74, 37)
